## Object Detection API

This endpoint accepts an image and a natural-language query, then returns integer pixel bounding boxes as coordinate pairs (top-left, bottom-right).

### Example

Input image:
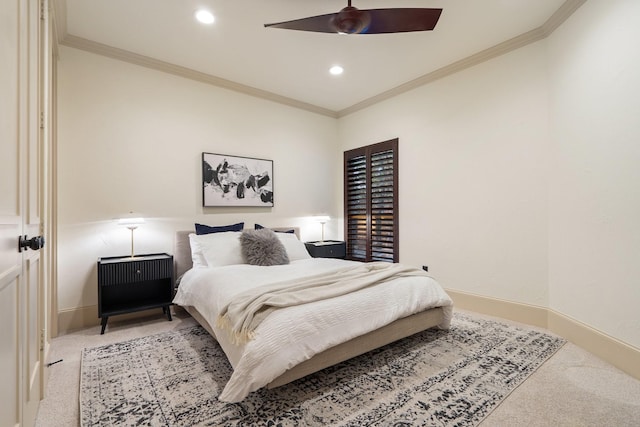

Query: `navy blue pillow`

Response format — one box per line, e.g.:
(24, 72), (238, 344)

(254, 224), (295, 233)
(195, 222), (244, 235)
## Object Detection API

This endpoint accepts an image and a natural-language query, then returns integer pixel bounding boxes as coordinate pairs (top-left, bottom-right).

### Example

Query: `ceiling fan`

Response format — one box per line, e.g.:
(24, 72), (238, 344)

(264, 1), (443, 35)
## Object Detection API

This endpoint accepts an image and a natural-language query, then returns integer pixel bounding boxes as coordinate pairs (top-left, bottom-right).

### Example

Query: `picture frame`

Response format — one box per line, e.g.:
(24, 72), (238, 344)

(202, 152), (274, 207)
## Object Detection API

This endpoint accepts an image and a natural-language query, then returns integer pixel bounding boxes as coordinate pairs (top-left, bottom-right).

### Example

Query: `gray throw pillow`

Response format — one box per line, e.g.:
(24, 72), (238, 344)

(240, 229), (290, 266)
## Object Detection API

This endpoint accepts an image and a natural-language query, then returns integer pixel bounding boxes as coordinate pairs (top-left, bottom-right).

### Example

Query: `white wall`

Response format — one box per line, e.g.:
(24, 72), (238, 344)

(338, 0), (640, 350)
(338, 42), (551, 307)
(547, 0), (640, 347)
(57, 46), (339, 312)
(57, 1), (640, 350)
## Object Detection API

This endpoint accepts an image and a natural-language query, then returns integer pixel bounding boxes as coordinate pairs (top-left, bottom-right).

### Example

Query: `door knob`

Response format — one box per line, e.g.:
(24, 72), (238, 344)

(18, 235), (45, 252)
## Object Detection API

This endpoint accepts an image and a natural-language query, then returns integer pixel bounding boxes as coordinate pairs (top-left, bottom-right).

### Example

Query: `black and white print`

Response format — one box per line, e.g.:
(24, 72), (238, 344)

(202, 152), (274, 207)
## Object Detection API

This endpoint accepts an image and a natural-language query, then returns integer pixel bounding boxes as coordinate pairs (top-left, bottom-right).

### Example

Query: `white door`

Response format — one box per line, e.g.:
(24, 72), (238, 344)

(0, 0), (49, 425)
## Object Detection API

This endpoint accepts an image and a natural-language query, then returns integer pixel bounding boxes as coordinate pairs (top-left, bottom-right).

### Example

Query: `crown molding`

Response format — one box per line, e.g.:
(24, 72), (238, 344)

(542, 0), (587, 36)
(50, 0), (67, 58)
(337, 0), (587, 118)
(60, 34), (339, 119)
(55, 0), (585, 119)
(337, 26), (546, 118)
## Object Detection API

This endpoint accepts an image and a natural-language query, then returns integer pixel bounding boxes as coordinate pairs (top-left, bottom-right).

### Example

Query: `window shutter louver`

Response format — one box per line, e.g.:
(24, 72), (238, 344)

(346, 154), (368, 261)
(370, 149), (396, 262)
(344, 139), (398, 263)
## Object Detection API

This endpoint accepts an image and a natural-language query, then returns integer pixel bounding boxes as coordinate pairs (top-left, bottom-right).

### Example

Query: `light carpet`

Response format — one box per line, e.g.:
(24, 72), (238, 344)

(80, 312), (565, 426)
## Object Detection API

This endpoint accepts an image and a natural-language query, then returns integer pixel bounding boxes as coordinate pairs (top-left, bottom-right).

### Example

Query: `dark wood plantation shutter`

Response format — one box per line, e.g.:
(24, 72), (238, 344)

(344, 139), (398, 263)
(345, 152), (368, 260)
(370, 146), (397, 261)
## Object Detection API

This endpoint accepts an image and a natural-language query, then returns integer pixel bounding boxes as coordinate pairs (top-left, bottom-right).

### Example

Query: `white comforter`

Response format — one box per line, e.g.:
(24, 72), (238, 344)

(173, 258), (453, 402)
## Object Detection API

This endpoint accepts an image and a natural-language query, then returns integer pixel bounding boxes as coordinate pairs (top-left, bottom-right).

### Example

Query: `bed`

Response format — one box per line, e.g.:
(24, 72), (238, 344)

(172, 227), (453, 402)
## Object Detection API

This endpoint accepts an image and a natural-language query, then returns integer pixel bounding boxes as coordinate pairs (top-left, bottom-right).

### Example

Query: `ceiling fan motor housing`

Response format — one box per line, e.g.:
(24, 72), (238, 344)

(331, 7), (371, 34)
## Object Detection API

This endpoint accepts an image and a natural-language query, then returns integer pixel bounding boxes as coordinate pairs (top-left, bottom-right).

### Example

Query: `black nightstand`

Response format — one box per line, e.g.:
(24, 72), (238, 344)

(304, 241), (346, 259)
(97, 253), (174, 334)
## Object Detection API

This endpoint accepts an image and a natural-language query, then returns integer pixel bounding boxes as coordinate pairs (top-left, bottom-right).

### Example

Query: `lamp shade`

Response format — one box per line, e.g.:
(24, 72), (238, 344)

(117, 215), (144, 258)
(117, 217), (145, 229)
(314, 215), (330, 224)
(313, 215), (330, 241)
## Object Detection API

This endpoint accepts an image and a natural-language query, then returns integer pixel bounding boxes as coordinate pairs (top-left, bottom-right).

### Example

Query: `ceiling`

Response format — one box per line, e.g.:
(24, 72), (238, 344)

(56, 0), (583, 117)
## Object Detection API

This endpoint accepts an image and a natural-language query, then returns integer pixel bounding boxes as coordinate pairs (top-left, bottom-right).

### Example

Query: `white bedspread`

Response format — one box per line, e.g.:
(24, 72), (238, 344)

(173, 258), (453, 402)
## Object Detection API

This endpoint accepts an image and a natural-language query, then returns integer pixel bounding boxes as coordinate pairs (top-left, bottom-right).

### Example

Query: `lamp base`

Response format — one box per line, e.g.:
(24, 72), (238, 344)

(128, 227), (136, 258)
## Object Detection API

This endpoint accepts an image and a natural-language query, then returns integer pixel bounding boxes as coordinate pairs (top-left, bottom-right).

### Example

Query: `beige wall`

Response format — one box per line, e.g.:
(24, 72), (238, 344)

(338, 0), (639, 350)
(546, 0), (640, 348)
(57, 0), (639, 353)
(338, 41), (551, 308)
(57, 46), (339, 314)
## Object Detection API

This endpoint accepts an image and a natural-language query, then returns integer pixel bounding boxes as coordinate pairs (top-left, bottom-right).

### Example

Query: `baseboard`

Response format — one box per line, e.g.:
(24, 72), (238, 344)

(548, 309), (640, 380)
(446, 288), (640, 381)
(58, 292), (640, 382)
(57, 305), (100, 334)
(57, 305), (168, 335)
(445, 289), (548, 328)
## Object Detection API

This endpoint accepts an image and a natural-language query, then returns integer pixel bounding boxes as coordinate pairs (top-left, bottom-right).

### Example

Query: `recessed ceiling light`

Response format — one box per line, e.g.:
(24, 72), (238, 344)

(329, 65), (344, 76)
(195, 9), (215, 24)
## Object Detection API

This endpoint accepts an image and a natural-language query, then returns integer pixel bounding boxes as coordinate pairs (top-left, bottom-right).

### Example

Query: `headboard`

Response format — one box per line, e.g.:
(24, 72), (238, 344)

(173, 227), (301, 281)
(174, 230), (194, 281)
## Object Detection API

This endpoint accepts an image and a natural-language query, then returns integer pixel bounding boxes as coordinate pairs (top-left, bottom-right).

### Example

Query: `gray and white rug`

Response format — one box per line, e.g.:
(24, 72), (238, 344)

(80, 312), (565, 426)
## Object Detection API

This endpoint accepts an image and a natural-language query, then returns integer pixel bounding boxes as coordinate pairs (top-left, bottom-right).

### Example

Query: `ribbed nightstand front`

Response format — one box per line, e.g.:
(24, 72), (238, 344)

(97, 253), (173, 334)
(304, 241), (346, 259)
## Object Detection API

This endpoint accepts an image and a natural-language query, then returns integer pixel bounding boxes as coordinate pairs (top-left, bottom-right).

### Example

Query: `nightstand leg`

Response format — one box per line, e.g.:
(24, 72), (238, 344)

(100, 316), (108, 335)
(163, 305), (172, 321)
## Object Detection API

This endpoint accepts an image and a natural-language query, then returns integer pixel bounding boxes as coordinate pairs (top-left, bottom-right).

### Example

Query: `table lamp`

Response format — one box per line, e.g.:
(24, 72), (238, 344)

(314, 215), (330, 242)
(117, 216), (144, 258)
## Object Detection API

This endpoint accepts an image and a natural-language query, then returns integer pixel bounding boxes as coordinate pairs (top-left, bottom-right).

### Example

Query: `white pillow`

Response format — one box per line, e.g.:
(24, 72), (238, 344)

(188, 233), (207, 268)
(189, 231), (244, 267)
(276, 232), (311, 261)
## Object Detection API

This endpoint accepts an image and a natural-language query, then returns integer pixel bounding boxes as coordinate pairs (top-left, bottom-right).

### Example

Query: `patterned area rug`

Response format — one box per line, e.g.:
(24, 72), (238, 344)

(80, 312), (565, 426)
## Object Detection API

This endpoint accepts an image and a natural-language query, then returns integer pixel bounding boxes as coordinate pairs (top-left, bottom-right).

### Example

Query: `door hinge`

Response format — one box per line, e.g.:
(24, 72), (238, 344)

(40, 329), (45, 351)
(40, 111), (45, 129)
(40, 0), (46, 21)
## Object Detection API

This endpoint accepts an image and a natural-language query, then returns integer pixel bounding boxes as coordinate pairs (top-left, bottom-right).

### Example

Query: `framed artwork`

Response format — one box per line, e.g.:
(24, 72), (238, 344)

(202, 152), (274, 207)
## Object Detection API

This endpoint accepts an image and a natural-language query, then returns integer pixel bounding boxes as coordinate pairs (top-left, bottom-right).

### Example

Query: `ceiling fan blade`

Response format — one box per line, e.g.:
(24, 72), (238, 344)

(264, 8), (442, 35)
(264, 13), (339, 33)
(363, 8), (442, 34)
